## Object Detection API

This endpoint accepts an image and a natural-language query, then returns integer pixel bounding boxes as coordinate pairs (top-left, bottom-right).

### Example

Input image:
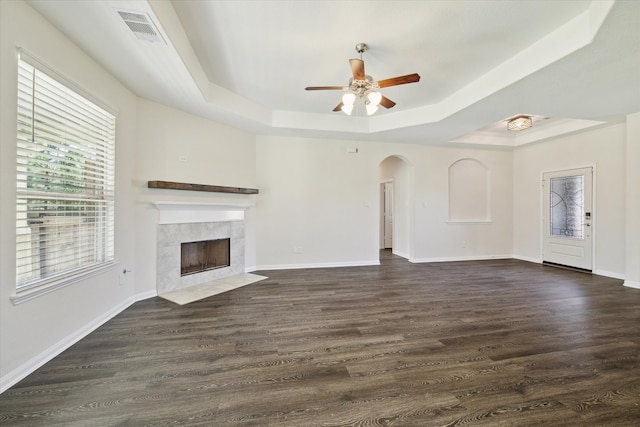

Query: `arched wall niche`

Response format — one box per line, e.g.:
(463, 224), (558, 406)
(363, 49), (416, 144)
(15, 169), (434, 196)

(448, 158), (491, 222)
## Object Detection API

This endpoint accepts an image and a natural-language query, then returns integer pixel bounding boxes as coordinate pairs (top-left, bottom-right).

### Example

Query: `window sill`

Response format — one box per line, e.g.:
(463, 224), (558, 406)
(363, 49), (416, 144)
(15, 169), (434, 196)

(11, 262), (115, 305)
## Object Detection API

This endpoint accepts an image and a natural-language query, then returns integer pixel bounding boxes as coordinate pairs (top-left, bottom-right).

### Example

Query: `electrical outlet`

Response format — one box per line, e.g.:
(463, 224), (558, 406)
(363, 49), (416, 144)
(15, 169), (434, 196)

(462, 240), (467, 248)
(293, 246), (303, 254)
(119, 268), (130, 285)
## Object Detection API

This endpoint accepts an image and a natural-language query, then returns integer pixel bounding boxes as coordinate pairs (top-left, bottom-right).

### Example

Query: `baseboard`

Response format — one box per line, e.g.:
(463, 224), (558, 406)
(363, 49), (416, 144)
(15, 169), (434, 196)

(409, 254), (513, 263)
(512, 258), (626, 280)
(594, 269), (626, 280)
(623, 280), (640, 289)
(0, 290), (154, 394)
(512, 255), (542, 264)
(391, 250), (410, 260)
(256, 260), (380, 271)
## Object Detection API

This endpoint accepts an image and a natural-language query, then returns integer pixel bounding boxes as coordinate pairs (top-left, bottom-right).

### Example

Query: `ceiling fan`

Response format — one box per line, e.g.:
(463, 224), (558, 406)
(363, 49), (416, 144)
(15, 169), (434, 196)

(305, 43), (420, 116)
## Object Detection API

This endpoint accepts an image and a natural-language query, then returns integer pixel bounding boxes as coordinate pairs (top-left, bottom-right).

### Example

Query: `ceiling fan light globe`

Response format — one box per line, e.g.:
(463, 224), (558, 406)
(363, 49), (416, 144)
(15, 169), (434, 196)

(367, 91), (382, 106)
(366, 102), (378, 116)
(341, 103), (354, 115)
(342, 93), (356, 106)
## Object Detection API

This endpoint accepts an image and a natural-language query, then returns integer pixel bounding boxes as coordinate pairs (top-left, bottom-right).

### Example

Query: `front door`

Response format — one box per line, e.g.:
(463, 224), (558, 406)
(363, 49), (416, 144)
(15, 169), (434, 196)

(542, 167), (593, 271)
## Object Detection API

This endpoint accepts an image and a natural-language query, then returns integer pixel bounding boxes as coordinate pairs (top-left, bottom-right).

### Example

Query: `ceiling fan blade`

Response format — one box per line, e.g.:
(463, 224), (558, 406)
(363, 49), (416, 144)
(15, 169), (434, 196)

(305, 86), (347, 91)
(332, 102), (344, 112)
(349, 58), (366, 80)
(377, 73), (421, 88)
(379, 96), (396, 109)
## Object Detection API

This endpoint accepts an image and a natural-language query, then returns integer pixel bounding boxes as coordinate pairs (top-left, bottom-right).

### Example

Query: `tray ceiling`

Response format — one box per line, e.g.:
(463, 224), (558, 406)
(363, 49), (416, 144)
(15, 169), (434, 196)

(26, 0), (640, 146)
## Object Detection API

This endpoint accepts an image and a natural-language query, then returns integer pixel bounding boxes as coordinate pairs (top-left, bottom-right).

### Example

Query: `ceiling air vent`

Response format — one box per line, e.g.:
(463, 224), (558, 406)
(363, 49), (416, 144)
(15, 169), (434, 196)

(118, 11), (165, 44)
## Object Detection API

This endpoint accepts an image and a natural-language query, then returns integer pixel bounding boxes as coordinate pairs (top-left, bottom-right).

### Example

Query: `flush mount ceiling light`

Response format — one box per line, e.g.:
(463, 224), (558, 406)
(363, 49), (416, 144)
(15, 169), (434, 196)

(305, 43), (420, 116)
(507, 115), (533, 131)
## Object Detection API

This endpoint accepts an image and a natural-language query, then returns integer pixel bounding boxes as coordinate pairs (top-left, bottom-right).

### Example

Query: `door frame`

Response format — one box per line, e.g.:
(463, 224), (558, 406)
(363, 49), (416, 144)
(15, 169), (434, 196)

(380, 179), (393, 249)
(539, 164), (597, 270)
(378, 155), (415, 261)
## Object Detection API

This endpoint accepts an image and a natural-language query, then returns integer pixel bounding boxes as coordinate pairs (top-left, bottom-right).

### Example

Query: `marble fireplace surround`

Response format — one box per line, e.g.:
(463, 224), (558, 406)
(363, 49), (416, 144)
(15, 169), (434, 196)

(153, 202), (251, 294)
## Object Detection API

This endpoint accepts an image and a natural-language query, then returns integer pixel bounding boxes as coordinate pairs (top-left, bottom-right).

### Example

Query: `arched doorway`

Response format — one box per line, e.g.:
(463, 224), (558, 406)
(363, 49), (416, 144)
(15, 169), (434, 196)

(379, 155), (413, 260)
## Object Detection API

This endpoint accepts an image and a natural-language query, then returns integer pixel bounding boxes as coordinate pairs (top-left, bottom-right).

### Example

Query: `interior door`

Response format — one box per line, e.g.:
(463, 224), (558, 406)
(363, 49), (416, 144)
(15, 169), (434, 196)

(384, 182), (393, 249)
(542, 167), (593, 270)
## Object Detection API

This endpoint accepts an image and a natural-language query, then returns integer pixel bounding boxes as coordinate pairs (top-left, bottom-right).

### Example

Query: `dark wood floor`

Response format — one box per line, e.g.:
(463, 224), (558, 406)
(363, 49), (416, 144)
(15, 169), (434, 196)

(1, 251), (639, 426)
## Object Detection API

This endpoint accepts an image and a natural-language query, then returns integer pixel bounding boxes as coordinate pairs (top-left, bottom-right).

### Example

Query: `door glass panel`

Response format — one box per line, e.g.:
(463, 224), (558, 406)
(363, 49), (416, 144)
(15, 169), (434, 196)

(550, 175), (584, 239)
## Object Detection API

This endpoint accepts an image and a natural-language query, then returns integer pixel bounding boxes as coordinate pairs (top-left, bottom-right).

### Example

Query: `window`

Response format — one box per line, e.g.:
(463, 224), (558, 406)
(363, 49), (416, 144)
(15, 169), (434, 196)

(549, 175), (584, 239)
(15, 55), (116, 294)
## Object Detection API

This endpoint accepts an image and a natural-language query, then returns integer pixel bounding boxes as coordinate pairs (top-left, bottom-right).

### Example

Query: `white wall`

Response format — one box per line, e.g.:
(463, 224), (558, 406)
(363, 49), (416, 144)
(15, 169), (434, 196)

(133, 99), (258, 293)
(255, 136), (380, 268)
(0, 0), (138, 390)
(625, 112), (640, 288)
(513, 123), (627, 277)
(255, 136), (515, 268)
(412, 146), (514, 262)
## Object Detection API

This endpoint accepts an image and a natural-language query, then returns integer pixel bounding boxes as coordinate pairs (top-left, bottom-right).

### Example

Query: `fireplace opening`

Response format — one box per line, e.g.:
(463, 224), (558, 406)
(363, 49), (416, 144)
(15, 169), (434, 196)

(181, 238), (230, 276)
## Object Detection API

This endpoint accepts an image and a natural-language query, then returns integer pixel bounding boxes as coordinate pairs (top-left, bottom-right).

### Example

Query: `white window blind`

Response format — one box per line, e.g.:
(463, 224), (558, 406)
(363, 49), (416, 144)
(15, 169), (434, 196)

(16, 57), (116, 291)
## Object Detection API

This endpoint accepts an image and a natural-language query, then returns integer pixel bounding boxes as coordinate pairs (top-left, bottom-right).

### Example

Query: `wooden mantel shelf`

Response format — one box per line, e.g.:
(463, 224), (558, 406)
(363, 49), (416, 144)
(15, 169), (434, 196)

(148, 181), (259, 194)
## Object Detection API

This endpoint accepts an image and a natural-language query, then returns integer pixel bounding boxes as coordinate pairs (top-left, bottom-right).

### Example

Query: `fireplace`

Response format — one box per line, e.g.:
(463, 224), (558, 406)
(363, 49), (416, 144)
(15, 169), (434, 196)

(181, 238), (230, 276)
(153, 201), (252, 294)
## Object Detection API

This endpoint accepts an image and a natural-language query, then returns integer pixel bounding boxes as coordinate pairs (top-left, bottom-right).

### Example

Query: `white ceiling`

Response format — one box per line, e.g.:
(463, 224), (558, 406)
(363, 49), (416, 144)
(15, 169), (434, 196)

(27, 0), (640, 146)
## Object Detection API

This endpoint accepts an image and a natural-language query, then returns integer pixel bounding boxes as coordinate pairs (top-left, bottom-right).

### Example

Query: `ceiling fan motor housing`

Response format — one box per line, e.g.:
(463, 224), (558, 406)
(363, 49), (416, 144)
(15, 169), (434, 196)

(355, 43), (368, 55)
(349, 76), (378, 98)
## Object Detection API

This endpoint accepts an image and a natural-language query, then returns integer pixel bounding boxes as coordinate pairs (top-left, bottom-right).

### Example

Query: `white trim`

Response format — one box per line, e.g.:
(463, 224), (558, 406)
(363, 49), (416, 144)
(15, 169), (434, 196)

(392, 250), (410, 260)
(540, 164), (597, 271)
(512, 255), (542, 264)
(0, 290), (155, 394)
(15, 56), (117, 296)
(256, 260), (380, 271)
(410, 254), (513, 263)
(512, 257), (625, 279)
(135, 290), (158, 300)
(446, 221), (493, 225)
(623, 280), (640, 289)
(152, 202), (252, 225)
(11, 263), (115, 305)
(594, 269), (625, 280)
(17, 47), (118, 115)
(379, 179), (393, 250)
